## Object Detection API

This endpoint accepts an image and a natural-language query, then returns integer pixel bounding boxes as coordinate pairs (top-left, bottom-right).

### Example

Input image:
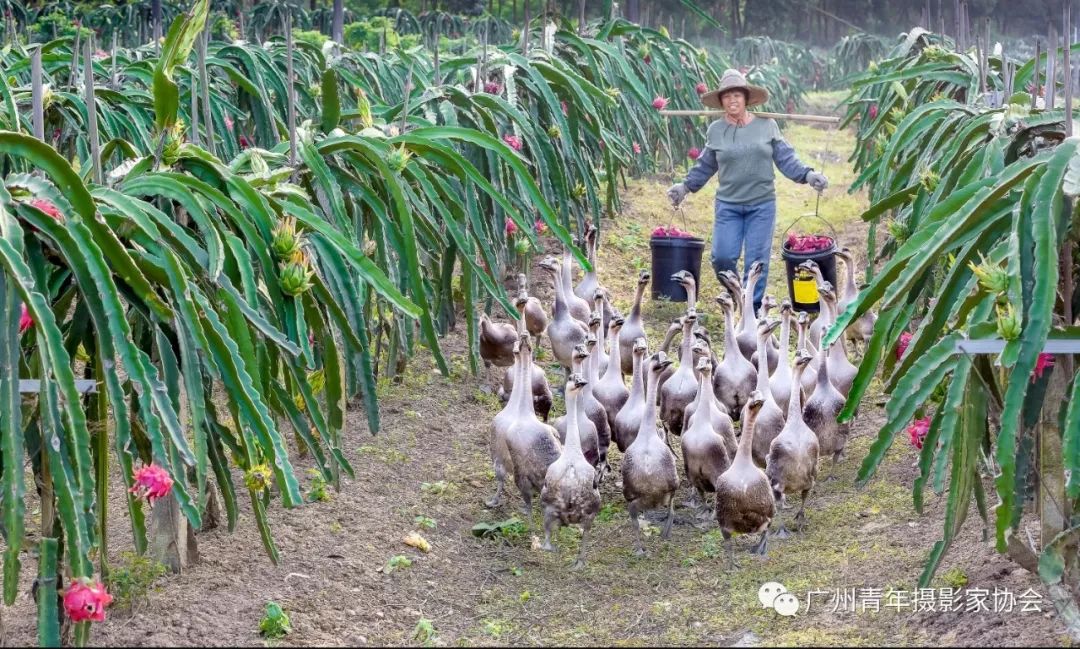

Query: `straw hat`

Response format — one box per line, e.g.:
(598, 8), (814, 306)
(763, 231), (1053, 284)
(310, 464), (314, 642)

(701, 69), (769, 109)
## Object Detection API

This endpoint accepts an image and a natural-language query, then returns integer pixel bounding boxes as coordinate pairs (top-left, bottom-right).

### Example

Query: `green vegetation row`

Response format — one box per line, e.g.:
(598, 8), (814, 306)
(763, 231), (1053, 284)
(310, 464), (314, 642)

(835, 27), (1080, 589)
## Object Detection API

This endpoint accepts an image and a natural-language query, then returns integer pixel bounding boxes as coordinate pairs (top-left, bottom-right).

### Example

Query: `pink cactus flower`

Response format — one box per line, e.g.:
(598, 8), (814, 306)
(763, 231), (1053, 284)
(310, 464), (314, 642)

(505, 218), (517, 236)
(695, 82), (708, 94)
(224, 116), (234, 131)
(484, 81), (502, 94)
(869, 103), (879, 119)
(63, 579), (113, 623)
(908, 417), (931, 449)
(632, 142), (641, 154)
(652, 96), (669, 110)
(533, 219), (547, 235)
(895, 331), (913, 360)
(688, 147), (701, 160)
(28, 198), (62, 221)
(502, 134), (523, 151)
(1032, 353), (1055, 382)
(18, 303), (32, 334)
(130, 463), (173, 504)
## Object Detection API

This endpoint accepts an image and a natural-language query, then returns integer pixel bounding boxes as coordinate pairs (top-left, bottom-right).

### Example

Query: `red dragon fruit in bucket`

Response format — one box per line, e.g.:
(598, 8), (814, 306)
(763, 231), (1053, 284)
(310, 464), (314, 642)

(785, 233), (834, 253)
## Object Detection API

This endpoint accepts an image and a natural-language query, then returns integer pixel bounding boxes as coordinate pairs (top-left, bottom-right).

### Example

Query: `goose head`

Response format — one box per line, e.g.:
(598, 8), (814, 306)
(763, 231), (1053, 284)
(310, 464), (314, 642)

(572, 343), (589, 364)
(566, 372), (588, 396)
(748, 260), (765, 279)
(695, 355), (714, 379)
(649, 351), (674, 375)
(637, 270), (651, 286)
(588, 313), (602, 334)
(746, 389), (765, 411)
(793, 348), (814, 369)
(718, 270), (742, 294)
(716, 292), (735, 313)
(817, 281), (836, 305)
(757, 318), (781, 340)
(539, 255), (561, 275)
(513, 291), (529, 311)
(671, 270), (696, 291)
(796, 310), (810, 327)
(780, 298), (793, 316)
(632, 337), (648, 356)
(609, 315), (626, 336)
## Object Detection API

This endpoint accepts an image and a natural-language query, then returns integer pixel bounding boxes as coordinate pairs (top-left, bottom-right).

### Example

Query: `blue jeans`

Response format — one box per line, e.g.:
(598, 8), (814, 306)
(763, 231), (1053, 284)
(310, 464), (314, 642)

(710, 198), (777, 312)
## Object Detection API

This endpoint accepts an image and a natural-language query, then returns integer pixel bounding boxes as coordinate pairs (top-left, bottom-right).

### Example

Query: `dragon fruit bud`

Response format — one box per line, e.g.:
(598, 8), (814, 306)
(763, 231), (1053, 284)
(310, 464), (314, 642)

(695, 82), (708, 94)
(869, 103), (879, 119)
(19, 303), (32, 334)
(534, 219), (547, 235)
(632, 142), (641, 154)
(652, 96), (669, 110)
(688, 147), (701, 160)
(514, 237), (531, 255)
(63, 578), (113, 623)
(387, 145), (412, 173)
(270, 217), (304, 261)
(245, 464), (273, 492)
(505, 218), (518, 236)
(130, 463), (173, 504)
(279, 250), (315, 297)
(547, 125), (561, 139)
(484, 81), (501, 94)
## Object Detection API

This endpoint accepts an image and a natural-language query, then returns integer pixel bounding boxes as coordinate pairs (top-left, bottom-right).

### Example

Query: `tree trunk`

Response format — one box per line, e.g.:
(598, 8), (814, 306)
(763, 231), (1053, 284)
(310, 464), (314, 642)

(151, 0), (162, 42)
(332, 0), (344, 42)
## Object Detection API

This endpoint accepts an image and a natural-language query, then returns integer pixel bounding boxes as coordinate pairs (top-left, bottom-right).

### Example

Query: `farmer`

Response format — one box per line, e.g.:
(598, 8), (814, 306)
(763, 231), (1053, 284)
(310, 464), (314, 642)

(666, 68), (828, 313)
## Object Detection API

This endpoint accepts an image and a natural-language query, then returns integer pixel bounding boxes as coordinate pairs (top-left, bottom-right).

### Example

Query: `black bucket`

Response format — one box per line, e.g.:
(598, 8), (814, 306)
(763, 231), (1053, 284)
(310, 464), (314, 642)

(650, 236), (705, 301)
(780, 214), (838, 313)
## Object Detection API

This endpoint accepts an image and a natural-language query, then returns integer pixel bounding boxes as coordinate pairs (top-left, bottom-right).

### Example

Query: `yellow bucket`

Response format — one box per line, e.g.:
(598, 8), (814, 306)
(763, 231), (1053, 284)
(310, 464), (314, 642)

(792, 272), (819, 304)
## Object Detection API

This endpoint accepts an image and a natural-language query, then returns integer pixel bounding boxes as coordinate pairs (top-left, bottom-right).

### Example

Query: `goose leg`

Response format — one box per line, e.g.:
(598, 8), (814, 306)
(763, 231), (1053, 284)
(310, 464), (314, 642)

(518, 481), (534, 522)
(722, 529), (739, 569)
(795, 492), (809, 533)
(772, 510), (792, 539)
(661, 497), (675, 540)
(572, 521), (592, 571)
(540, 510), (557, 552)
(628, 501), (646, 556)
(750, 530), (769, 557)
(485, 460), (506, 508)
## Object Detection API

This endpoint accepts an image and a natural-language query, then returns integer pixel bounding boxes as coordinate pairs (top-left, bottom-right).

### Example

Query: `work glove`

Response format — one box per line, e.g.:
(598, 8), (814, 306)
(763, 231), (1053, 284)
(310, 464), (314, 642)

(666, 182), (690, 207)
(806, 171), (829, 192)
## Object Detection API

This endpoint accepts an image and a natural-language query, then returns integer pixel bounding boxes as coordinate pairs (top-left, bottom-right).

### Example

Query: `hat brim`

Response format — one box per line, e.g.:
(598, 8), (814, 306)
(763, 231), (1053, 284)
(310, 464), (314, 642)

(701, 85), (769, 109)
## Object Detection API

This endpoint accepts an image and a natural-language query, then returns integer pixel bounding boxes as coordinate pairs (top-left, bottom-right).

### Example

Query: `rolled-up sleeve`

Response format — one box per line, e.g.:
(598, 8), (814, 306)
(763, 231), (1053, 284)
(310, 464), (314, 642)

(684, 147), (718, 192)
(771, 122), (812, 183)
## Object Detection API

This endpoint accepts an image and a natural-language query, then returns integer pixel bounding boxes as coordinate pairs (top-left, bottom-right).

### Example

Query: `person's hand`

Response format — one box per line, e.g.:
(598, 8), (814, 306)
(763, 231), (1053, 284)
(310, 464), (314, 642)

(667, 182), (690, 207)
(806, 171), (829, 192)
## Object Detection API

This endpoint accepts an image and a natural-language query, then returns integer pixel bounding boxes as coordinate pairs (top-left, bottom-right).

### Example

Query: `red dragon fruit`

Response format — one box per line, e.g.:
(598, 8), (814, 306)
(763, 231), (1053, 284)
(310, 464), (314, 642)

(502, 134), (523, 151)
(18, 303), (32, 334)
(688, 147), (701, 160)
(652, 226), (694, 239)
(785, 234), (834, 253)
(695, 82), (708, 94)
(63, 578), (113, 623)
(908, 417), (931, 449)
(652, 96), (669, 110)
(130, 463), (173, 504)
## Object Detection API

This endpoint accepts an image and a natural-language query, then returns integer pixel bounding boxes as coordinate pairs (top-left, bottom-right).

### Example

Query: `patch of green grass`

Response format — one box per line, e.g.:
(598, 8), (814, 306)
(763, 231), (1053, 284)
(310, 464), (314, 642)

(305, 468), (331, 503)
(412, 618), (437, 646)
(939, 567), (969, 589)
(258, 602), (292, 639)
(358, 444), (409, 465)
(414, 515), (437, 530)
(385, 555), (413, 573)
(104, 551), (168, 612)
(472, 516), (528, 542)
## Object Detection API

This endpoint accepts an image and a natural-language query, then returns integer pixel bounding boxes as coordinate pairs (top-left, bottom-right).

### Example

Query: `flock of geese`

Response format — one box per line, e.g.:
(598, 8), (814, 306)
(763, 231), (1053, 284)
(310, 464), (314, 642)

(479, 224), (876, 569)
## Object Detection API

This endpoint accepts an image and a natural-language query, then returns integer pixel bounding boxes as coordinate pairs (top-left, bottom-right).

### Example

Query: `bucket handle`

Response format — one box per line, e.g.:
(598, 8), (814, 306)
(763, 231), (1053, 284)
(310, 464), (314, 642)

(781, 212), (839, 247)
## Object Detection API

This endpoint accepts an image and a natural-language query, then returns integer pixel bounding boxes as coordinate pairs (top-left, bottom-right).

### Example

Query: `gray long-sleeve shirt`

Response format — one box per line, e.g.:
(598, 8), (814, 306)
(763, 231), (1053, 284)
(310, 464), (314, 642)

(683, 117), (812, 205)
